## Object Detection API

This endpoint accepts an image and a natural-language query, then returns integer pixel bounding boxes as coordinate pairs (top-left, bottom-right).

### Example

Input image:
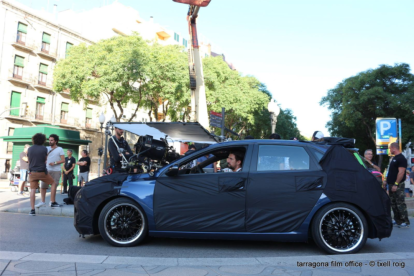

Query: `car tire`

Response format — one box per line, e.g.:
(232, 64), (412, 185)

(98, 198), (148, 247)
(311, 202), (368, 254)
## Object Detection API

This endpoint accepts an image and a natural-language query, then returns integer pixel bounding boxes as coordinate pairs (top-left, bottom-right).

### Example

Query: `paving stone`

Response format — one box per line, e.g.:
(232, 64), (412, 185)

(360, 265), (410, 276)
(394, 252), (414, 259)
(104, 256), (177, 266)
(0, 259), (10, 271)
(37, 207), (62, 216)
(13, 260), (74, 271)
(258, 256), (332, 267)
(178, 258), (260, 266)
(22, 253), (107, 263)
(148, 266), (211, 276)
(75, 263), (119, 270)
(218, 265), (266, 274)
(0, 251), (31, 260)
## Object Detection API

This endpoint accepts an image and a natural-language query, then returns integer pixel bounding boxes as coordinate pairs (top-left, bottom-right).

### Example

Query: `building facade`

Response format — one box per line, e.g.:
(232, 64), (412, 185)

(0, 0), (100, 176)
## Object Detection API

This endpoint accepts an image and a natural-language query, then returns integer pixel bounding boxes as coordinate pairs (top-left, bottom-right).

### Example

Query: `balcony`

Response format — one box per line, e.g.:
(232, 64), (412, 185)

(7, 70), (34, 87)
(30, 112), (52, 124)
(36, 48), (57, 60)
(54, 115), (81, 129)
(34, 78), (54, 92)
(11, 35), (36, 53)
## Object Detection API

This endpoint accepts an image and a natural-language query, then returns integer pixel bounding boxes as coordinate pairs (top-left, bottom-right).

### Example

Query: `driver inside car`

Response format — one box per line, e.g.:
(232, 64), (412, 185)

(222, 151), (243, 172)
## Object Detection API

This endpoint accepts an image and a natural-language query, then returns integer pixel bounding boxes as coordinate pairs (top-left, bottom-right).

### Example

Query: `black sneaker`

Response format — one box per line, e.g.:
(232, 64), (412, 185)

(29, 209), (35, 216)
(50, 202), (62, 207)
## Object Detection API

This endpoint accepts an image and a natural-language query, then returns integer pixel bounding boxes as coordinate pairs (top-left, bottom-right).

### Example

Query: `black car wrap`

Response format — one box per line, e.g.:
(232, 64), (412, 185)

(319, 145), (392, 239)
(74, 173), (129, 235)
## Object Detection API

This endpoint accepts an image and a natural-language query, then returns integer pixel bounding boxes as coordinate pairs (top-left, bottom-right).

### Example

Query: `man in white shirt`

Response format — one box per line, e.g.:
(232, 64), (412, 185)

(36, 134), (65, 208)
(223, 151), (243, 172)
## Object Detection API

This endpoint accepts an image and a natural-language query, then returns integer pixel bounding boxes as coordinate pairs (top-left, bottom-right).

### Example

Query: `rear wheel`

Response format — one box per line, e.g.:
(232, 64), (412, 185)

(98, 198), (148, 247)
(311, 203), (367, 254)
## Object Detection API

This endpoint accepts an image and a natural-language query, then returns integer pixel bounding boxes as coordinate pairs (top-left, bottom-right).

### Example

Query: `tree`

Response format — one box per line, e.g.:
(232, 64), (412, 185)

(53, 34), (150, 122)
(276, 109), (305, 140)
(140, 43), (190, 122)
(321, 63), (414, 162)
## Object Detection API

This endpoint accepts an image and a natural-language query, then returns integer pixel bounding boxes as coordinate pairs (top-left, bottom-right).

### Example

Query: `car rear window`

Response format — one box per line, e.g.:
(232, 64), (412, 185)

(257, 145), (310, 171)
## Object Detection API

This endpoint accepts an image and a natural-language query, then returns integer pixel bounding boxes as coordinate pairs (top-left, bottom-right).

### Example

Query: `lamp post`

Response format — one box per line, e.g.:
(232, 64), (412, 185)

(97, 113), (105, 177)
(267, 99), (280, 134)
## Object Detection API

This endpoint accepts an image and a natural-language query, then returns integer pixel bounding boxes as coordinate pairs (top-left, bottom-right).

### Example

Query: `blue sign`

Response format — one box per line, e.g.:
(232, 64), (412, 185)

(376, 118), (398, 155)
(376, 118), (397, 140)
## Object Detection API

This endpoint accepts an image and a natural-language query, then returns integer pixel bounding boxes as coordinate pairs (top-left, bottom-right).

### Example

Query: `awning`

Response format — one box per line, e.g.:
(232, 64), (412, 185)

(112, 122), (217, 144)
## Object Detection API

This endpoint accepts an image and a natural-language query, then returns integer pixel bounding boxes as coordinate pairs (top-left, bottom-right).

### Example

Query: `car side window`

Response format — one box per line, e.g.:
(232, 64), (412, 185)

(257, 145), (310, 171)
(309, 148), (324, 162)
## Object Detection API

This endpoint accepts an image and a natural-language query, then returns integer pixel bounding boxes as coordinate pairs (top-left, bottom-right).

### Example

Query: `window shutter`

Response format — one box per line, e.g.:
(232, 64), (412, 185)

(37, 97), (46, 104)
(18, 22), (27, 34)
(10, 92), (21, 116)
(14, 56), (24, 67)
(39, 64), (48, 74)
(66, 42), (73, 57)
(42, 33), (51, 43)
(61, 103), (69, 112)
(86, 108), (92, 118)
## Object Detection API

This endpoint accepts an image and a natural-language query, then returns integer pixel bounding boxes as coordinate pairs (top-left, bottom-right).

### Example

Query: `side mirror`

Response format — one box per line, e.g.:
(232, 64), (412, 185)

(166, 165), (179, 176)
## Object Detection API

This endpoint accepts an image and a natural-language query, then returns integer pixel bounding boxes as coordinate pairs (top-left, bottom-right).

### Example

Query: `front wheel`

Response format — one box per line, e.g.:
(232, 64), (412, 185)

(311, 203), (368, 254)
(98, 198), (148, 247)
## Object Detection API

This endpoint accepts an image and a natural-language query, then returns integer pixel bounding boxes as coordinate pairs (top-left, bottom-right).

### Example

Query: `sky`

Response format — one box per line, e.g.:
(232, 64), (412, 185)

(14, 0), (414, 138)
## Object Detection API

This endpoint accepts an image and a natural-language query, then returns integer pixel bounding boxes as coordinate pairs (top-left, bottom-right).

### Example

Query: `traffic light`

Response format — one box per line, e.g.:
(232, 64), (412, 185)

(25, 105), (29, 116)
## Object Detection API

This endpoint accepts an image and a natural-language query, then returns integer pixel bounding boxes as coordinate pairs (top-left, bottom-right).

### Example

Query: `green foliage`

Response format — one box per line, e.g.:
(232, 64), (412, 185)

(140, 43), (189, 122)
(321, 63), (414, 163)
(53, 34), (150, 122)
(276, 109), (306, 140)
(203, 56), (303, 139)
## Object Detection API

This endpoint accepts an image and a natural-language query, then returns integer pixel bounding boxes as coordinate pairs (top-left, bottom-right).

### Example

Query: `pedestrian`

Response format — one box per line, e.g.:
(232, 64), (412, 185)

(410, 166), (414, 198)
(37, 134), (65, 208)
(27, 133), (56, 216)
(77, 150), (91, 187)
(108, 127), (133, 173)
(62, 149), (75, 194)
(311, 131), (324, 141)
(197, 144), (217, 172)
(17, 144), (30, 196)
(363, 149), (381, 171)
(387, 142), (410, 228)
(269, 133), (281, 139)
(404, 170), (411, 197)
(184, 144), (197, 169)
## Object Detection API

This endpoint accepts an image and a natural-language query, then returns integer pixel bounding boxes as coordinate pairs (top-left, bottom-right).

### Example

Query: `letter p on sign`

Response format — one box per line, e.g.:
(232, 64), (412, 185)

(380, 121), (391, 135)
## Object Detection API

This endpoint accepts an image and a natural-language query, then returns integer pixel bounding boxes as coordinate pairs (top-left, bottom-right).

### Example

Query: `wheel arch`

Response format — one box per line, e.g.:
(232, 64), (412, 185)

(308, 201), (374, 240)
(92, 195), (143, 234)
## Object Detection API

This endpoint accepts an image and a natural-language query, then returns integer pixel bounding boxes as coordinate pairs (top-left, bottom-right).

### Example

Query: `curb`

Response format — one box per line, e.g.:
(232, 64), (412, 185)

(0, 251), (413, 266)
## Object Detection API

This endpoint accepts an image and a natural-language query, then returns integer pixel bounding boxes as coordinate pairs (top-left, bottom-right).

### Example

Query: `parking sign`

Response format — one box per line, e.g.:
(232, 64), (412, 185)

(376, 118), (397, 155)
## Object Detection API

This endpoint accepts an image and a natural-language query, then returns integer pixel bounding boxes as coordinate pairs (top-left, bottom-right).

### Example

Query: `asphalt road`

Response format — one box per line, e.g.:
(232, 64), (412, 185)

(0, 213), (412, 258)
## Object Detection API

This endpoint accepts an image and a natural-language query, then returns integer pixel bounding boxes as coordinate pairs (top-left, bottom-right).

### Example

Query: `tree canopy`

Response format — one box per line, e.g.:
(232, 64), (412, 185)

(321, 63), (414, 160)
(53, 34), (150, 122)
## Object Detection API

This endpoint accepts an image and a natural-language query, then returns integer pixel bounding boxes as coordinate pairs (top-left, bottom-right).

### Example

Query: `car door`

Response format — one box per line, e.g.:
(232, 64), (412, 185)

(153, 145), (253, 232)
(246, 143), (327, 233)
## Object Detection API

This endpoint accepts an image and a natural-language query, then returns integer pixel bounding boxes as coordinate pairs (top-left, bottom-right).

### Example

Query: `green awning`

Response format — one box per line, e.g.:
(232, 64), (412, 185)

(14, 56), (24, 67)
(86, 108), (92, 118)
(18, 22), (27, 34)
(42, 33), (51, 43)
(61, 103), (69, 112)
(37, 97), (46, 104)
(39, 64), (48, 74)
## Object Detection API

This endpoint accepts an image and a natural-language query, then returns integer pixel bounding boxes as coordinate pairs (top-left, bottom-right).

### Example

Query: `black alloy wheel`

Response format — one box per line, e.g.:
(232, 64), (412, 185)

(98, 198), (148, 247)
(311, 202), (367, 254)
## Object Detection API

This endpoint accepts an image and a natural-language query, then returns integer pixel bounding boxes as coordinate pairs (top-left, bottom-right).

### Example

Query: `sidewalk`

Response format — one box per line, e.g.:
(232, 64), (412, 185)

(0, 180), (74, 216)
(1, 179), (414, 217)
(0, 251), (413, 275)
